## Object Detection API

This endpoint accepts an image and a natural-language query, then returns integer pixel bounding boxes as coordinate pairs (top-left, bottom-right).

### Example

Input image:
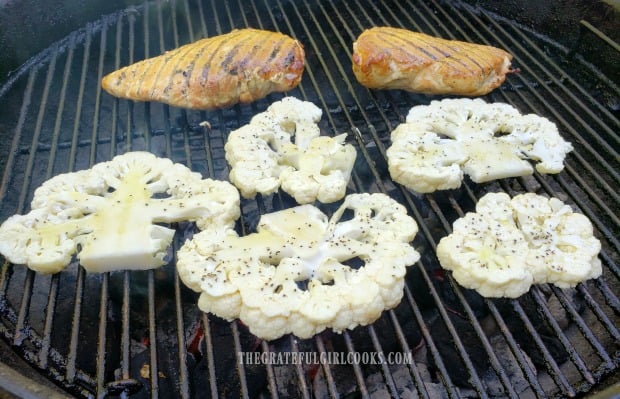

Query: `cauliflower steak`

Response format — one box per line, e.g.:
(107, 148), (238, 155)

(224, 97), (357, 204)
(436, 192), (602, 298)
(177, 193), (420, 340)
(387, 98), (574, 193)
(0, 152), (240, 273)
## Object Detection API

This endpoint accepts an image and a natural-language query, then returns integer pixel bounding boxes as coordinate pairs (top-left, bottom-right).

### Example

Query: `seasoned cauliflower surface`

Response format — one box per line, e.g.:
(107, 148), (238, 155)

(224, 97), (357, 204)
(177, 193), (420, 340)
(436, 192), (602, 298)
(387, 98), (573, 193)
(0, 152), (240, 273)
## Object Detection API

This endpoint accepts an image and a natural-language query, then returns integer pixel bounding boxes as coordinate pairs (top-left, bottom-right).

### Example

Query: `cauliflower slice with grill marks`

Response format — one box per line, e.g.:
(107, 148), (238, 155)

(436, 192), (602, 298)
(177, 193), (420, 340)
(224, 97), (357, 204)
(387, 98), (573, 193)
(0, 152), (240, 274)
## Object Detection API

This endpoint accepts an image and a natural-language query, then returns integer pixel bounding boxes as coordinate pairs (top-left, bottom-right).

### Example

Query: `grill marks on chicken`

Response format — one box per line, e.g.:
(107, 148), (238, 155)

(352, 27), (513, 96)
(101, 29), (305, 109)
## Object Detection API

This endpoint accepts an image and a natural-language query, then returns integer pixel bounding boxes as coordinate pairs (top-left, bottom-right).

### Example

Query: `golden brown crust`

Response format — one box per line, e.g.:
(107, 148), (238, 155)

(101, 29), (305, 110)
(351, 27), (513, 96)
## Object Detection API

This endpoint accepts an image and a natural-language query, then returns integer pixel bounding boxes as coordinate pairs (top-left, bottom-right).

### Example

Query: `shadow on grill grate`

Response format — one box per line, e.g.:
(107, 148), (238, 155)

(0, 0), (618, 398)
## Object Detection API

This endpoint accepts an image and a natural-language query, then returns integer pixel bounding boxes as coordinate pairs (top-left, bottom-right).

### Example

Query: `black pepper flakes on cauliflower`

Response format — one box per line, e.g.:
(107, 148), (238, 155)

(224, 97), (357, 204)
(386, 98), (574, 193)
(177, 193), (420, 340)
(0, 152), (240, 274)
(436, 192), (602, 298)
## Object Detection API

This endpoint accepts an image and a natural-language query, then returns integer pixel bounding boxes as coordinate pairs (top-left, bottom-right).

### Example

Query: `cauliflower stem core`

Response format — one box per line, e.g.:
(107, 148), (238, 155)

(0, 152), (240, 273)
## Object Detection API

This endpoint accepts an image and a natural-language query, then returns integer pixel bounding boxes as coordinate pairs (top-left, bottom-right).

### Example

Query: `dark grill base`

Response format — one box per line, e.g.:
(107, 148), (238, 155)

(0, 0), (618, 398)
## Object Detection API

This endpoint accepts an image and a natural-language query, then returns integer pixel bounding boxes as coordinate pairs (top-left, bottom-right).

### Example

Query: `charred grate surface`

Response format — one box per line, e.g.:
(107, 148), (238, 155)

(0, 0), (618, 398)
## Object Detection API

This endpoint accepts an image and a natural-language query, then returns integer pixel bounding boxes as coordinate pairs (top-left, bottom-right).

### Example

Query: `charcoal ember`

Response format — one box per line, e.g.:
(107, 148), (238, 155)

(431, 264), (489, 320)
(265, 363), (307, 397)
(365, 363), (419, 398)
(547, 286), (585, 330)
(480, 335), (534, 397)
(191, 358), (267, 399)
(327, 302), (423, 355)
(495, 294), (569, 368)
(310, 306), (424, 399)
(416, 252), (488, 320)
(311, 362), (359, 399)
(107, 265), (178, 343)
(426, 310), (491, 389)
(190, 319), (267, 398)
(127, 347), (178, 399)
(405, 260), (436, 310)
(306, 333), (365, 397)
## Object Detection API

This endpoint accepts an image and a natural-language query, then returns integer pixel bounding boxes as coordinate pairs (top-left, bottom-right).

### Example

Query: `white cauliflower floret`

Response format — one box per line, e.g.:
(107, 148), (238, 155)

(436, 192), (602, 298)
(510, 194), (602, 288)
(177, 193), (420, 340)
(387, 98), (573, 193)
(0, 152), (240, 274)
(387, 123), (467, 192)
(225, 97), (357, 204)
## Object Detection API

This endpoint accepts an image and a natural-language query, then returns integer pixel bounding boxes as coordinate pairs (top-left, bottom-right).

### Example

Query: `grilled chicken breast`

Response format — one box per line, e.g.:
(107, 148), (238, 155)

(352, 27), (513, 96)
(101, 28), (305, 110)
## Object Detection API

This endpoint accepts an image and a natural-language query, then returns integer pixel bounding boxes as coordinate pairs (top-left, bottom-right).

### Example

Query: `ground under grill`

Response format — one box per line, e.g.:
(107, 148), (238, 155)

(0, 0), (618, 398)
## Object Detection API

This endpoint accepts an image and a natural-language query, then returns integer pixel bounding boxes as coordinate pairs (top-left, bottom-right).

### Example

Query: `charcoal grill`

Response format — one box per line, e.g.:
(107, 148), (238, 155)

(0, 0), (618, 398)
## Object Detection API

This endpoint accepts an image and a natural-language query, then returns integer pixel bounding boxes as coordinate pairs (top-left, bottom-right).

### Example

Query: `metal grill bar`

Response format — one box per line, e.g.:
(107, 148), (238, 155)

(174, 270), (191, 398)
(147, 270), (159, 398)
(39, 273), (59, 369)
(200, 313), (218, 398)
(394, 3), (620, 233)
(441, 2), (619, 135)
(450, 185), (556, 395)
(579, 19), (620, 54)
(96, 274), (109, 398)
(485, 301), (547, 397)
(0, 0), (617, 398)
(421, 0), (619, 374)
(577, 284), (620, 341)
(401, 283), (459, 398)
(531, 286), (593, 384)
(232, 321), (250, 399)
(340, 331), (370, 398)
(386, 309), (429, 399)
(121, 271), (131, 380)
(289, 335), (312, 399)
(314, 335), (339, 398)
(512, 299), (576, 396)
(549, 286), (615, 368)
(268, 2), (407, 397)
(367, 325), (399, 397)
(287, 1), (525, 396)
(415, 1), (620, 205)
(66, 268), (85, 385)
(324, 0), (616, 396)
(462, 8), (620, 185)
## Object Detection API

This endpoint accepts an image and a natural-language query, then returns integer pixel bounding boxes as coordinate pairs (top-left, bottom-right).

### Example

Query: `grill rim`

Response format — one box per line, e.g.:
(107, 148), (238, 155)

(0, 0), (618, 398)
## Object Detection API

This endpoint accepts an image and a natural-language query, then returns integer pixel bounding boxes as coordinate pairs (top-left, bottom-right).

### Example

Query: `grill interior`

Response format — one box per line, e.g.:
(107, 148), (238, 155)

(0, 0), (618, 398)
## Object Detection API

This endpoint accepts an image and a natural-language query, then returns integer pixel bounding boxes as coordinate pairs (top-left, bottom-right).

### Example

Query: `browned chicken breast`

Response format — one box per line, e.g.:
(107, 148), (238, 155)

(352, 27), (513, 96)
(101, 28), (305, 110)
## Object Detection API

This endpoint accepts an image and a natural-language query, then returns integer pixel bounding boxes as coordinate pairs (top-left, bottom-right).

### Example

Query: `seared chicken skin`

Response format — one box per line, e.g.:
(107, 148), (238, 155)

(352, 27), (513, 96)
(101, 28), (305, 109)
